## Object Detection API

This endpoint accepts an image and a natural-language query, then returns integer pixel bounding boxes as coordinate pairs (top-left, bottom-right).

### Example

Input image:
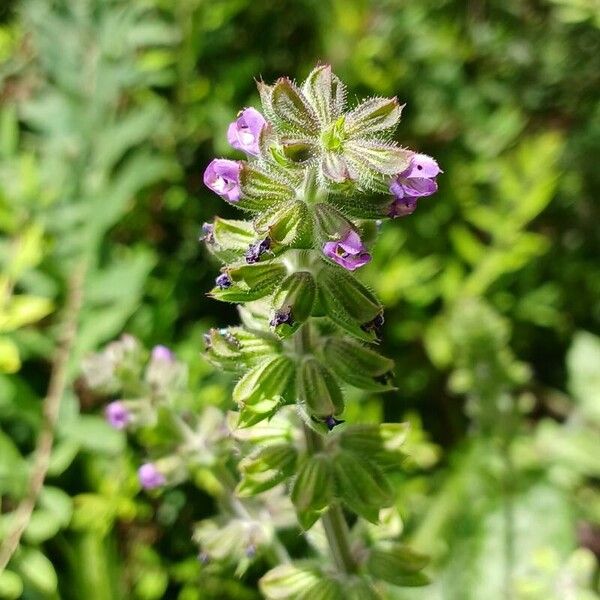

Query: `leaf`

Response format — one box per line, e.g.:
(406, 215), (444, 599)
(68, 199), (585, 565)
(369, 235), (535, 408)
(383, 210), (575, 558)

(345, 96), (403, 136)
(61, 415), (125, 455)
(0, 295), (53, 332)
(0, 336), (20, 374)
(567, 331), (600, 422)
(13, 547), (57, 594)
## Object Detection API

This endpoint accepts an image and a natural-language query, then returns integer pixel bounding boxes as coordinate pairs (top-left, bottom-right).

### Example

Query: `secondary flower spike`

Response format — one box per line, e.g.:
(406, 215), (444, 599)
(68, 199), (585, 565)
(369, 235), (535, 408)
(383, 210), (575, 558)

(389, 153), (441, 217)
(227, 107), (266, 156)
(204, 159), (242, 203)
(323, 230), (371, 271)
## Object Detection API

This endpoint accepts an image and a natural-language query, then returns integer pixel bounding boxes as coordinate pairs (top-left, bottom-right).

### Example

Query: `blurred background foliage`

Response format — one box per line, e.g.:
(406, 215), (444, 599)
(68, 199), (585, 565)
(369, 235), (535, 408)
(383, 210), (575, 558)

(0, 0), (598, 598)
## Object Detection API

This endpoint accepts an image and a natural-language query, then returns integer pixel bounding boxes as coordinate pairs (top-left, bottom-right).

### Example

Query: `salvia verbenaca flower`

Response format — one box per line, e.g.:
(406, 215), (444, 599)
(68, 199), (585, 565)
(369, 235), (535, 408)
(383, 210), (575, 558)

(245, 237), (271, 263)
(389, 153), (441, 217)
(105, 401), (131, 430)
(203, 159), (242, 203)
(322, 229), (371, 271)
(215, 273), (232, 289)
(227, 107), (267, 156)
(138, 462), (166, 489)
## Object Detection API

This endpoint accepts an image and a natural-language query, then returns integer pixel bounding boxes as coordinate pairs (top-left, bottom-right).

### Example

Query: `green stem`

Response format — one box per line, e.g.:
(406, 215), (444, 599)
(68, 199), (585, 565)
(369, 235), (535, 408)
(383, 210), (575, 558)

(297, 323), (357, 574)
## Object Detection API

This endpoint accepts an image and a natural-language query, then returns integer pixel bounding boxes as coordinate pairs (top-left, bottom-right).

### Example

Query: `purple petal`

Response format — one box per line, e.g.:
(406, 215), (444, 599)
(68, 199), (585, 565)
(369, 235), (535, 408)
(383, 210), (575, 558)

(203, 159), (242, 203)
(105, 401), (130, 430)
(405, 153), (441, 179)
(227, 107), (266, 156)
(138, 463), (166, 489)
(399, 177), (438, 197)
(338, 229), (364, 254)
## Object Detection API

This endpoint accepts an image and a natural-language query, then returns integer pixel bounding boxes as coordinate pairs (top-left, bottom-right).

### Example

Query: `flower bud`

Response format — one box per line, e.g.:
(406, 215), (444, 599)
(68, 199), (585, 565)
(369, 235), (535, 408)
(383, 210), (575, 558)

(332, 451), (393, 523)
(270, 272), (317, 336)
(145, 345), (188, 397)
(366, 543), (430, 587)
(297, 356), (344, 422)
(236, 443), (298, 497)
(138, 462), (166, 490)
(104, 401), (131, 429)
(210, 263), (286, 303)
(323, 337), (395, 391)
(227, 107), (266, 156)
(290, 453), (333, 529)
(245, 237), (271, 264)
(203, 159), (242, 203)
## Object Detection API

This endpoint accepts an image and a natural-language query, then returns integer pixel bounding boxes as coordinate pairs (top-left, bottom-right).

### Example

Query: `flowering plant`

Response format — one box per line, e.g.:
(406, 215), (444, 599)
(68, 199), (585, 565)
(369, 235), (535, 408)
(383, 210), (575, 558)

(200, 65), (440, 597)
(88, 65), (441, 598)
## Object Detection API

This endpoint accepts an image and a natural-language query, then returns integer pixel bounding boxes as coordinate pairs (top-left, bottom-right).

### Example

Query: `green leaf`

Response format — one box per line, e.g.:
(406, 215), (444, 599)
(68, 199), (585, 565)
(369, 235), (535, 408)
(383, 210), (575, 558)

(0, 295), (53, 332)
(0, 336), (20, 374)
(271, 78), (318, 135)
(62, 415), (125, 455)
(259, 563), (322, 600)
(291, 453), (333, 529)
(0, 570), (23, 600)
(297, 356), (344, 418)
(13, 547), (57, 594)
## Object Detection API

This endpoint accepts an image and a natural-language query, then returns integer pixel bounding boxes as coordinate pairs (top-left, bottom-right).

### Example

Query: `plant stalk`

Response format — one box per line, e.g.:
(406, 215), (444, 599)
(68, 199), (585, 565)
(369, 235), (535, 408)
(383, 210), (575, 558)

(297, 323), (357, 574)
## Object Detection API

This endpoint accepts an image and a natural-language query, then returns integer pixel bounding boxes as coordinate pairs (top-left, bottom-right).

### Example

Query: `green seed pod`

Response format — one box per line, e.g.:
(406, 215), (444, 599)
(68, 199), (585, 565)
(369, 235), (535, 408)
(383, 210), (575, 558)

(366, 544), (430, 587)
(233, 355), (295, 411)
(204, 327), (280, 372)
(291, 453), (333, 529)
(297, 356), (344, 420)
(236, 443), (298, 497)
(210, 262), (286, 303)
(322, 337), (395, 391)
(332, 451), (394, 523)
(271, 272), (317, 337)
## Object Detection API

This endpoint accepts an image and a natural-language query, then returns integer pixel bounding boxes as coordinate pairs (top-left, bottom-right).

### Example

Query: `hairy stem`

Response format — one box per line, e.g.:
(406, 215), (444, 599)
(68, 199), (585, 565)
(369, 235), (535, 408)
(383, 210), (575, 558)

(0, 261), (87, 573)
(297, 323), (357, 574)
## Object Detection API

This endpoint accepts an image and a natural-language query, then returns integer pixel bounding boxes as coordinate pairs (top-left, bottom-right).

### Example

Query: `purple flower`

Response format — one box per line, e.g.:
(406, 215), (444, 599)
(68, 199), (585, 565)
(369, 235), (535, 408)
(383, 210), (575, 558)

(227, 107), (266, 156)
(203, 159), (242, 203)
(245, 238), (271, 264)
(215, 273), (232, 289)
(138, 463), (166, 489)
(389, 153), (441, 217)
(105, 401), (131, 430)
(270, 306), (293, 328)
(151, 345), (173, 362)
(323, 230), (371, 271)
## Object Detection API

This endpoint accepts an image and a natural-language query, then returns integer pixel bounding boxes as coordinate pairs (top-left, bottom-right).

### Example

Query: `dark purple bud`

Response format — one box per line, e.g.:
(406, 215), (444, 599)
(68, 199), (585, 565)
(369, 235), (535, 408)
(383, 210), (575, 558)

(323, 230), (371, 271)
(215, 273), (232, 289)
(104, 401), (131, 430)
(374, 371), (394, 386)
(227, 107), (266, 156)
(324, 415), (345, 431)
(361, 312), (385, 337)
(203, 159), (242, 203)
(199, 222), (214, 244)
(138, 463), (166, 489)
(270, 306), (293, 327)
(245, 237), (271, 264)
